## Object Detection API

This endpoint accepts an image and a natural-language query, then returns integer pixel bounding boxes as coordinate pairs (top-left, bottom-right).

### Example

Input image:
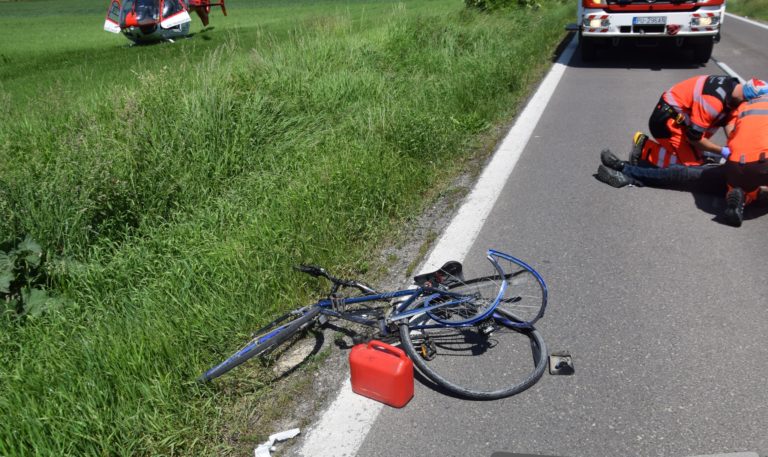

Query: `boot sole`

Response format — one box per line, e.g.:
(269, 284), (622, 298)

(630, 132), (647, 166)
(597, 165), (629, 188)
(600, 150), (624, 171)
(724, 208), (743, 227)
(725, 189), (745, 227)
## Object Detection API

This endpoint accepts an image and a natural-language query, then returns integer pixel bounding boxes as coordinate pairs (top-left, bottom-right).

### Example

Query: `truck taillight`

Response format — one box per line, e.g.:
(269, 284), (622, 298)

(691, 14), (720, 26)
(583, 16), (610, 28)
(582, 0), (604, 7)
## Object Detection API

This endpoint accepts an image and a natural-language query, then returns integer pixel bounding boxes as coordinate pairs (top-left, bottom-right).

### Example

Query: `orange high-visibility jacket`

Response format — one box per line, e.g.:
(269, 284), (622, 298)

(727, 95), (768, 164)
(663, 75), (736, 141)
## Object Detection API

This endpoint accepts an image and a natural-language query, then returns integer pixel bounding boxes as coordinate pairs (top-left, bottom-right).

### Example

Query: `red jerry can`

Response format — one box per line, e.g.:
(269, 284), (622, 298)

(349, 340), (414, 408)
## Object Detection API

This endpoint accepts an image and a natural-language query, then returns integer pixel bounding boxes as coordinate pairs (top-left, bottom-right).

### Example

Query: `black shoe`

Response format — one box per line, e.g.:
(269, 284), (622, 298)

(724, 187), (745, 227)
(629, 131), (647, 166)
(596, 165), (641, 188)
(600, 149), (626, 171)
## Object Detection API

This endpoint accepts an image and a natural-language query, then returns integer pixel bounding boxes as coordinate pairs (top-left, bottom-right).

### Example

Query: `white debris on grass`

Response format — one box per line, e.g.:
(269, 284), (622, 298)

(254, 428), (301, 457)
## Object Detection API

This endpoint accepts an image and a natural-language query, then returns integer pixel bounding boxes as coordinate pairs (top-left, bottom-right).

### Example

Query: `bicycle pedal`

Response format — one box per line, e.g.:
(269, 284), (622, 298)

(317, 314), (329, 327)
(420, 341), (437, 361)
(548, 351), (575, 375)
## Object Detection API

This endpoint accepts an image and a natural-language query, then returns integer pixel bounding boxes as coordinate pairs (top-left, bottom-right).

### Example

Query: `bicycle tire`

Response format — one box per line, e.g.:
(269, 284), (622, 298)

(399, 307), (546, 400)
(398, 271), (548, 400)
(199, 306), (321, 382)
(427, 265), (548, 328)
(424, 254), (547, 329)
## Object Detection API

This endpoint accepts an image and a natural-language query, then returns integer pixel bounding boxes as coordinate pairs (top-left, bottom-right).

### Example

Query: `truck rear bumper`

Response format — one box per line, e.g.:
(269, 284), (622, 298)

(580, 6), (724, 38)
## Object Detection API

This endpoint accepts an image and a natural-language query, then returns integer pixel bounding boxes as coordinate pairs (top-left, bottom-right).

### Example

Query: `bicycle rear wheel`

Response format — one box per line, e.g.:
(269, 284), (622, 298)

(399, 308), (547, 400)
(199, 306), (321, 382)
(398, 267), (548, 400)
(423, 251), (547, 328)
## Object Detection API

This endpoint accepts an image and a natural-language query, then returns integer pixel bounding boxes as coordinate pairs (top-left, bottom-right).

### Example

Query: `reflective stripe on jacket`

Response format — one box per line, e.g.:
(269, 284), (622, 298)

(662, 75), (737, 139)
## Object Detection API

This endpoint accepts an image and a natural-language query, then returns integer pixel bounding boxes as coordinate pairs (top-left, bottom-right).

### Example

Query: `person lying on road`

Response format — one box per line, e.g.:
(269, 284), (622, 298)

(595, 78), (768, 227)
(600, 75), (751, 182)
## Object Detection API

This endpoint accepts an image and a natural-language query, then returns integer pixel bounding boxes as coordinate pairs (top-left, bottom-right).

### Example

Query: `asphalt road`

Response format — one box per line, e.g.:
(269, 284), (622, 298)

(349, 15), (768, 457)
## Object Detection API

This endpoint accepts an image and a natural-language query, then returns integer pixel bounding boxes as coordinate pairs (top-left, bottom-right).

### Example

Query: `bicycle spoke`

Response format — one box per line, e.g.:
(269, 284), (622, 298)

(398, 251), (548, 399)
(400, 311), (547, 399)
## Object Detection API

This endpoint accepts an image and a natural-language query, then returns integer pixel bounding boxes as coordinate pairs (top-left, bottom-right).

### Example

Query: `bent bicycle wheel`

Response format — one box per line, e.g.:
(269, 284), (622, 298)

(199, 306), (321, 382)
(398, 265), (548, 400)
(426, 252), (547, 328)
(399, 308), (547, 400)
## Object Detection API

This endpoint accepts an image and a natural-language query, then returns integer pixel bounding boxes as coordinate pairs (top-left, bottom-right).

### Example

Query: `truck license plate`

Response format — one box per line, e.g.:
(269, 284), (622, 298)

(633, 16), (667, 25)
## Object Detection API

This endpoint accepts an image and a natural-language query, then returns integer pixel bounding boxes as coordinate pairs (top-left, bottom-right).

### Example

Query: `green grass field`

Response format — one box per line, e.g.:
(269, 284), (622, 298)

(0, 0), (572, 454)
(727, 0), (768, 21)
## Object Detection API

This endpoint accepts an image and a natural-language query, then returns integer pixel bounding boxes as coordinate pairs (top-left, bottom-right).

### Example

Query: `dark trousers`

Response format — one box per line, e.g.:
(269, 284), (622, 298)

(621, 163), (726, 193)
(724, 160), (768, 192)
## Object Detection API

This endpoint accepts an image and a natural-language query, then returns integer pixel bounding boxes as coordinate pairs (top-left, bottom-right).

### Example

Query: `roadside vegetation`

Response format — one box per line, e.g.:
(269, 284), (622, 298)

(0, 0), (573, 454)
(727, 0), (768, 21)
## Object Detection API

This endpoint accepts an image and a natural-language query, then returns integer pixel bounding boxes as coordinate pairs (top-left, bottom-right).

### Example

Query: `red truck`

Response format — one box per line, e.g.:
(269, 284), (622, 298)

(571, 0), (725, 62)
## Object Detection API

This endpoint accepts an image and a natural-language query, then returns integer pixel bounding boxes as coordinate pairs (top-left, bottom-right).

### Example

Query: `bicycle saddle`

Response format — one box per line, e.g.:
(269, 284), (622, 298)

(413, 260), (463, 287)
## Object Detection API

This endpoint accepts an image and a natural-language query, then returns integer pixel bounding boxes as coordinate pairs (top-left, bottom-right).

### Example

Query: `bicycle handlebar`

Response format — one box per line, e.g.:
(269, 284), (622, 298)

(294, 264), (378, 295)
(294, 264), (328, 278)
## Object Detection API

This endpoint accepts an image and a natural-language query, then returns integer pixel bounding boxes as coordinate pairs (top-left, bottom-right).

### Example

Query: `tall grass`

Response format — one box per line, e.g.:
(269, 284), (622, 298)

(0, 1), (573, 455)
(726, 0), (768, 21)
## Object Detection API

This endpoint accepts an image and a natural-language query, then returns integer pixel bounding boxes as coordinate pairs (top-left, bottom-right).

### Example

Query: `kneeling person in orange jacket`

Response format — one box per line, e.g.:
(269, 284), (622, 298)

(597, 78), (766, 190)
(633, 75), (744, 168)
(721, 79), (768, 226)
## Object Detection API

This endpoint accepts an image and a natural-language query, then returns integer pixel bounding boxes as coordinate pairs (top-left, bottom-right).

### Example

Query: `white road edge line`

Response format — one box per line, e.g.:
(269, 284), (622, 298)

(714, 58), (744, 84)
(725, 12), (768, 32)
(296, 34), (578, 457)
(419, 36), (577, 270)
(715, 12), (765, 83)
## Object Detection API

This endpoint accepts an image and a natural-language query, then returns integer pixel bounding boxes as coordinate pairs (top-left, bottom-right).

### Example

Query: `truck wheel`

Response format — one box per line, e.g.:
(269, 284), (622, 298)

(691, 38), (714, 64)
(580, 35), (598, 62)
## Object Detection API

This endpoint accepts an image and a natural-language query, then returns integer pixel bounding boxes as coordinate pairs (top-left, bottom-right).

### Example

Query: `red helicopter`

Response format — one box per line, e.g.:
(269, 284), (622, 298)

(104, 0), (227, 44)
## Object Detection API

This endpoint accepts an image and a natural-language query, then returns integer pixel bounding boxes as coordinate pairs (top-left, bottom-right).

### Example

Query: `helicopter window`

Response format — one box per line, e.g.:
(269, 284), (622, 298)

(163, 0), (184, 17)
(134, 0), (160, 23)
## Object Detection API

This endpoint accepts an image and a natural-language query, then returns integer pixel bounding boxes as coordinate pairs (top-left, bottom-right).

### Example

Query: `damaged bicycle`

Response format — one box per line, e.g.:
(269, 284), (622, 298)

(199, 249), (549, 400)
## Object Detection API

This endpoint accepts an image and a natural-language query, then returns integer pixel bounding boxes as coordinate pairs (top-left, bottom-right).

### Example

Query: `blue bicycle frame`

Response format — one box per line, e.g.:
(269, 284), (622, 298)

(199, 249), (547, 383)
(315, 249), (547, 331)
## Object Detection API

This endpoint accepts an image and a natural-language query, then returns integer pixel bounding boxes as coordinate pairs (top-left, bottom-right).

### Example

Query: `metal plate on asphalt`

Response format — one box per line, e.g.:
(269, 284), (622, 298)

(548, 351), (575, 375)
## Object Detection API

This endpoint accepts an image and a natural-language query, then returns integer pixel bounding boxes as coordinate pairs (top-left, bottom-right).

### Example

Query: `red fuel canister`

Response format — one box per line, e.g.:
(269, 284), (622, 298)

(349, 340), (414, 408)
